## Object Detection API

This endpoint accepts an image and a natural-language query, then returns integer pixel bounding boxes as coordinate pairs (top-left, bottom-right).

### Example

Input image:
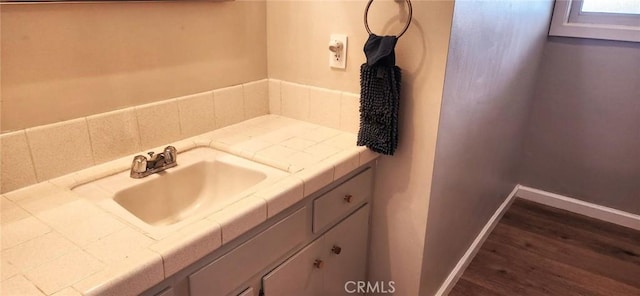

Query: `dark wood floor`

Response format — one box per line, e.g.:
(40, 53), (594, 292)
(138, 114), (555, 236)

(450, 198), (640, 296)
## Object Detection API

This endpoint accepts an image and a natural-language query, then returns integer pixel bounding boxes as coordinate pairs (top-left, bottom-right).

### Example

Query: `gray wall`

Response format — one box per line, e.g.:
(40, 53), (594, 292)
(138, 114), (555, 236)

(520, 37), (640, 215)
(419, 1), (554, 295)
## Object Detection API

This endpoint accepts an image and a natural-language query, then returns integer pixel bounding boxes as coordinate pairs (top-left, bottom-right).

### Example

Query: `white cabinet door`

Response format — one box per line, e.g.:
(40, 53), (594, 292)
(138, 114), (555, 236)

(262, 238), (325, 296)
(323, 205), (370, 296)
(189, 208), (308, 296)
(262, 205), (370, 296)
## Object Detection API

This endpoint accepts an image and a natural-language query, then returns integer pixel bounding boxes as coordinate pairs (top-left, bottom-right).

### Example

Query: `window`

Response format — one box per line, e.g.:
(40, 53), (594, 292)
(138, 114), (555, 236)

(549, 0), (640, 42)
(581, 0), (640, 14)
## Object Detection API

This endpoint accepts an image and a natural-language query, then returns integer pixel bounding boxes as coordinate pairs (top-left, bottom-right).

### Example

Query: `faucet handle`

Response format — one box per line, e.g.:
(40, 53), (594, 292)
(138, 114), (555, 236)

(131, 155), (148, 174)
(164, 146), (177, 163)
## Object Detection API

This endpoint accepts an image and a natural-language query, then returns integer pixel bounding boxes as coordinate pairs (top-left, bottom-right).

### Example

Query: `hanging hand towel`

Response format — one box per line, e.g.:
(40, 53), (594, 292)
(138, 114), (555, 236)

(357, 34), (401, 156)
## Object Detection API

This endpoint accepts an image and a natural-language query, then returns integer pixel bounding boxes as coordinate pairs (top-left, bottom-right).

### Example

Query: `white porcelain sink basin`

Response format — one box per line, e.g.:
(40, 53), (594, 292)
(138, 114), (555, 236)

(114, 160), (268, 226)
(73, 147), (287, 237)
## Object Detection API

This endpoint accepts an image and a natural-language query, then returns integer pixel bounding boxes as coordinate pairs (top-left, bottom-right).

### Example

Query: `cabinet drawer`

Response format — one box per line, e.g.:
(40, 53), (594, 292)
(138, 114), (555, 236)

(189, 207), (309, 296)
(313, 168), (373, 233)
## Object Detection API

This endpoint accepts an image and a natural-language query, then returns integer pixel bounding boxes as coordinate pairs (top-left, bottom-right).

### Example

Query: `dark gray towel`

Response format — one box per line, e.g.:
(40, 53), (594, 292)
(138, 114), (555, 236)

(357, 34), (401, 155)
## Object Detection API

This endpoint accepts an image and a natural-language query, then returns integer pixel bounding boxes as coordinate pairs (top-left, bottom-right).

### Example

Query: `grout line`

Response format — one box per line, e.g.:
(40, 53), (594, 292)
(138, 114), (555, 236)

(83, 117), (97, 166)
(132, 107), (144, 153)
(238, 84), (247, 124)
(211, 90), (219, 130)
(241, 83), (249, 120)
(275, 79), (282, 116)
(173, 98), (184, 138)
(22, 129), (42, 183)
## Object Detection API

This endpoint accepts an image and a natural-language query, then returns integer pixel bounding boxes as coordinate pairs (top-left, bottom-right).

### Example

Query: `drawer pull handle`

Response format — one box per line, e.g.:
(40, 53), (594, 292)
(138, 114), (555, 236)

(313, 259), (324, 269)
(344, 194), (353, 203)
(332, 245), (342, 255)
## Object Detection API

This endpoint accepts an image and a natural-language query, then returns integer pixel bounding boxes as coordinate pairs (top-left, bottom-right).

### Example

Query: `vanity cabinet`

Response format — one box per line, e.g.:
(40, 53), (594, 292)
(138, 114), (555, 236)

(145, 166), (373, 296)
(188, 208), (309, 296)
(262, 205), (369, 296)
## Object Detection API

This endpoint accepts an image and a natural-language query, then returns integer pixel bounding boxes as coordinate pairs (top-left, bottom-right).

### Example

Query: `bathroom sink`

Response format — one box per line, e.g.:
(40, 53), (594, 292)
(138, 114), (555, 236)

(73, 147), (287, 237)
(114, 160), (267, 226)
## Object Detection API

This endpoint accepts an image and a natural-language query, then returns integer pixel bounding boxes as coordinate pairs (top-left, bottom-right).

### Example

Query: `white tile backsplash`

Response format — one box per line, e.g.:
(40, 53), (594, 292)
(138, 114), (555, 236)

(135, 100), (182, 150)
(214, 85), (245, 128)
(340, 92), (361, 134)
(0, 131), (37, 193)
(0, 79), (359, 194)
(176, 91), (216, 138)
(87, 108), (141, 164)
(243, 79), (270, 119)
(27, 118), (95, 182)
(308, 86), (342, 129)
(276, 79), (360, 136)
(281, 81), (310, 120)
(268, 79), (282, 115)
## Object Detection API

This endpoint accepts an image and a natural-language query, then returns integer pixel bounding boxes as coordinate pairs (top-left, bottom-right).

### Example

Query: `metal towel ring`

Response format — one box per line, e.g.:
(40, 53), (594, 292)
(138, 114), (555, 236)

(364, 0), (413, 38)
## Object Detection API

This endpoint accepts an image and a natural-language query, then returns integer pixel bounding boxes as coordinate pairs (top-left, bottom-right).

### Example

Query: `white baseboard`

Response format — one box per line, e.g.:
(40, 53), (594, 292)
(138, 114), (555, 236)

(435, 185), (640, 295)
(516, 186), (640, 231)
(435, 185), (520, 296)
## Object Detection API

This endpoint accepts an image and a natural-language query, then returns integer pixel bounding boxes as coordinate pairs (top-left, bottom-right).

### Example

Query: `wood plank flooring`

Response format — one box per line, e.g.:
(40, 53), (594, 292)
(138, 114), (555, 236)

(449, 198), (640, 296)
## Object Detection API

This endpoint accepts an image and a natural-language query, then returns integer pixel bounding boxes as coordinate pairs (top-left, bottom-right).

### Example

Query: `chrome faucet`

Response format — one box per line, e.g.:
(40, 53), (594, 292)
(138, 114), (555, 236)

(130, 146), (178, 178)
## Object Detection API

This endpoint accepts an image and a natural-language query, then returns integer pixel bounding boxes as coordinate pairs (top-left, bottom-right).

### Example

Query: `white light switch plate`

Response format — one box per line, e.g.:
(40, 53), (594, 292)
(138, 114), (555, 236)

(329, 34), (348, 69)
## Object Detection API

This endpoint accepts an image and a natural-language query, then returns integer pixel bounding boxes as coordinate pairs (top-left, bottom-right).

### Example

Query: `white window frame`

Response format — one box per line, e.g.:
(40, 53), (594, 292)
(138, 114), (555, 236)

(549, 0), (640, 42)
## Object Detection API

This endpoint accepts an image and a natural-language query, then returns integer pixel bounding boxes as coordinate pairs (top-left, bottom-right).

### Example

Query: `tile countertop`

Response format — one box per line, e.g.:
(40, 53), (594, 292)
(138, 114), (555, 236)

(0, 115), (379, 296)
